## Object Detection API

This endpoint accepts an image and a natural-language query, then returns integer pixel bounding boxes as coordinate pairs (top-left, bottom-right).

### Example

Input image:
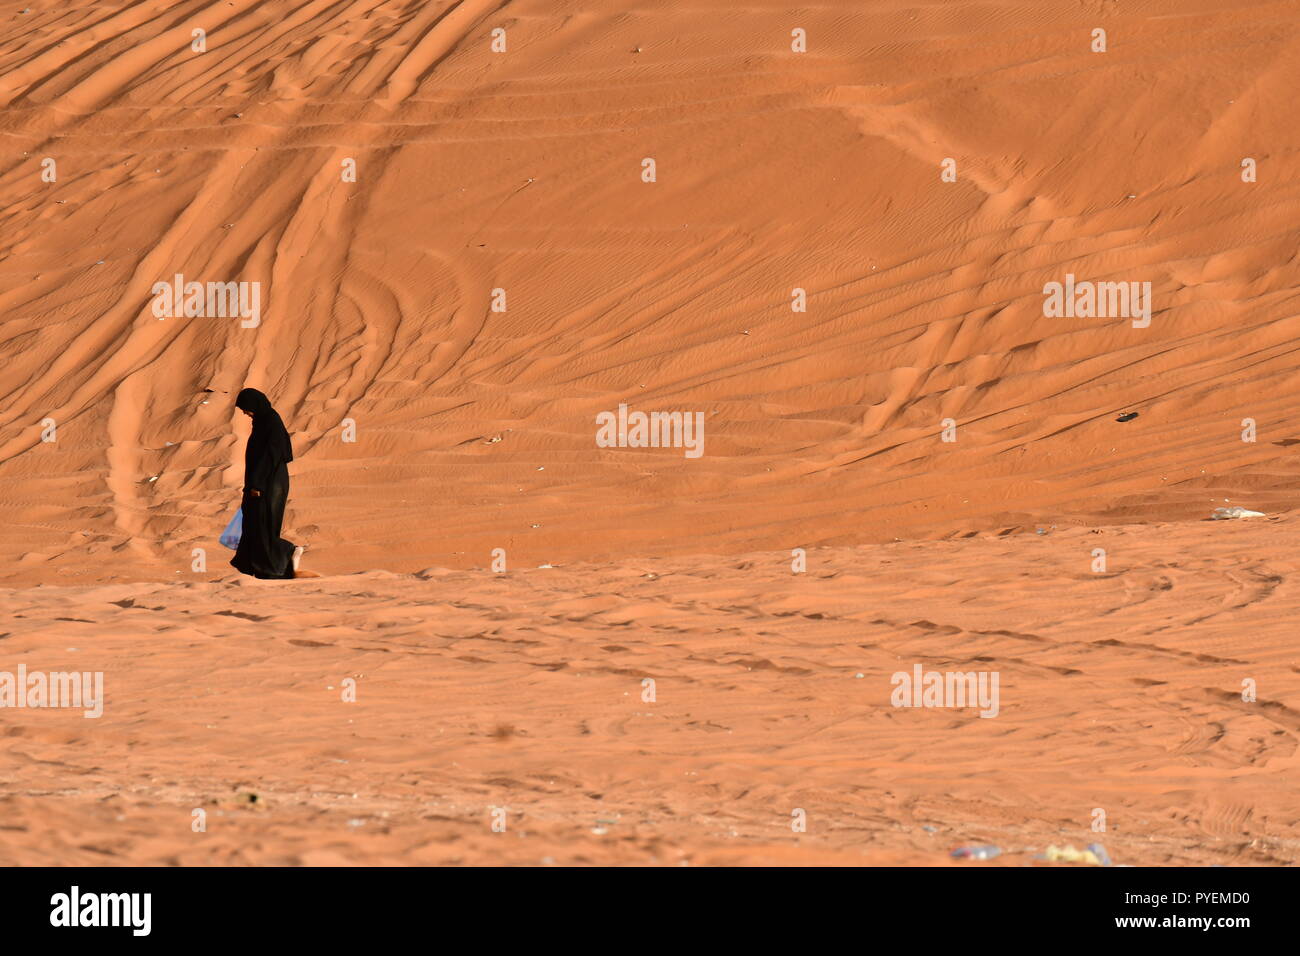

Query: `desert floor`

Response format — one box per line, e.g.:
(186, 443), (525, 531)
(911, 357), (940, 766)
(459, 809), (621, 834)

(2, 516), (1298, 865)
(2, 0), (1299, 864)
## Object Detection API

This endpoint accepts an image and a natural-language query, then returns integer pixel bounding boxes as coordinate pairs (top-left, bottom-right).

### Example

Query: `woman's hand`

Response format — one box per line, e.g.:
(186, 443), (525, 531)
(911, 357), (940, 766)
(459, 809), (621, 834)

(246, 488), (262, 498)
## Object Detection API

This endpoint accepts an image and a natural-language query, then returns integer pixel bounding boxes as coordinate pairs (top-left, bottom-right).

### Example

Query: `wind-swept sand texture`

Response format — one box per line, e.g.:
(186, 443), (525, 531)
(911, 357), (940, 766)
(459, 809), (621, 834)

(1, 0), (1299, 864)
(2, 519), (1299, 865)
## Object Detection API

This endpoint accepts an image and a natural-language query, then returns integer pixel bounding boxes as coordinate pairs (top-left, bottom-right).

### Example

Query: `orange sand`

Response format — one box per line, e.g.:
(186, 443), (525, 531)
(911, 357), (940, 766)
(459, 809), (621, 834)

(1, 0), (1299, 865)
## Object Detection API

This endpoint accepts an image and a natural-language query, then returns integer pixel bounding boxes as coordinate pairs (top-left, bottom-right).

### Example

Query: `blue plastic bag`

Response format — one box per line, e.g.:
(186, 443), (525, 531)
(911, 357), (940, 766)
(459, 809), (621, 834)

(219, 508), (243, 550)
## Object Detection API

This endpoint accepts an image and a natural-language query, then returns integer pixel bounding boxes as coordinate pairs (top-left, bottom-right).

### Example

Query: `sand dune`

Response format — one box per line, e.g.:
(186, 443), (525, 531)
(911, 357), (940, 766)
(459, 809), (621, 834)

(1, 0), (1299, 864)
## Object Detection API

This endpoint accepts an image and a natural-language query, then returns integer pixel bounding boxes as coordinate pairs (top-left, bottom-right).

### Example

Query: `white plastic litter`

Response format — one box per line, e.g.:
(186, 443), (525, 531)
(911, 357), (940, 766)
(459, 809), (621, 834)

(1210, 506), (1265, 520)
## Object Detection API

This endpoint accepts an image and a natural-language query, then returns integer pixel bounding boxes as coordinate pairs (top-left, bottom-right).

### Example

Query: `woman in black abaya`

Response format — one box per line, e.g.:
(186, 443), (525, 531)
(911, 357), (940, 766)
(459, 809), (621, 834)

(230, 388), (303, 579)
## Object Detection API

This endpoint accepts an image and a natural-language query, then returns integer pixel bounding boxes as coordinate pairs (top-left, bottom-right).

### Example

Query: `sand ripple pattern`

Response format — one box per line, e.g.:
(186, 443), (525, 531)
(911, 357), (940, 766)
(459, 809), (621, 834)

(0, 518), (1297, 864)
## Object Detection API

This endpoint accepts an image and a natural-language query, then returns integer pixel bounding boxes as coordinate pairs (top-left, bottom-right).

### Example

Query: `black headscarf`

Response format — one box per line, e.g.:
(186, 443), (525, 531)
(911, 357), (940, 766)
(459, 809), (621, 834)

(235, 388), (293, 476)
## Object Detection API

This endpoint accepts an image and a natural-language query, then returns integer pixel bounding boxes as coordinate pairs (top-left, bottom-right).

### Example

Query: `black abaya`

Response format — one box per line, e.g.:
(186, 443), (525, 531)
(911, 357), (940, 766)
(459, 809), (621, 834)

(230, 388), (296, 579)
